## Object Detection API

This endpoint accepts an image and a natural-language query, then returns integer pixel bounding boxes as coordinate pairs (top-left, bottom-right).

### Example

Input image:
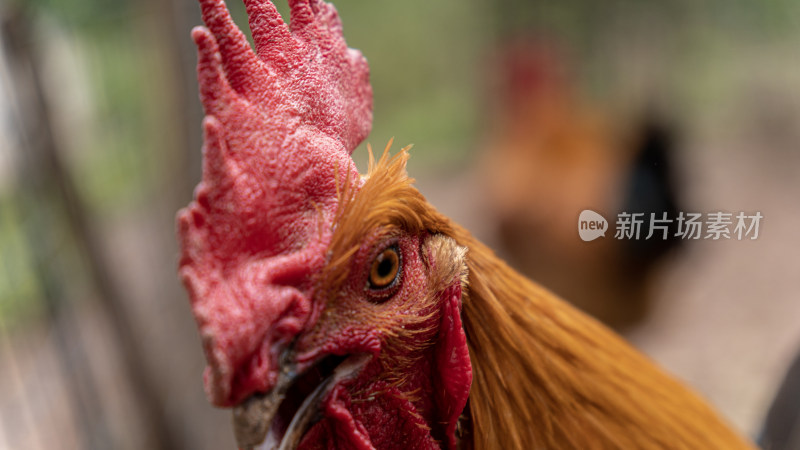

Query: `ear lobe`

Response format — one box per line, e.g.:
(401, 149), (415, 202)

(433, 281), (472, 450)
(421, 234), (468, 290)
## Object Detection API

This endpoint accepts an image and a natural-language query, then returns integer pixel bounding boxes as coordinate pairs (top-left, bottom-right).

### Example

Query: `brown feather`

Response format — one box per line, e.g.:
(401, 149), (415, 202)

(458, 232), (753, 449)
(335, 144), (753, 449)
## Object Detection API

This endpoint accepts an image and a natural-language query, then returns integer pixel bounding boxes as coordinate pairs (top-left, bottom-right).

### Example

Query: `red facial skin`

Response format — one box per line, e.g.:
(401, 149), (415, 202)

(293, 233), (472, 449)
(177, 0), (471, 448)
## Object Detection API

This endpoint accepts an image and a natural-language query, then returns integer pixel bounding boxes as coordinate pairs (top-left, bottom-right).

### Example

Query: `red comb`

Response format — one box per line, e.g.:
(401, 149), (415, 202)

(177, 0), (372, 406)
(193, 0), (371, 152)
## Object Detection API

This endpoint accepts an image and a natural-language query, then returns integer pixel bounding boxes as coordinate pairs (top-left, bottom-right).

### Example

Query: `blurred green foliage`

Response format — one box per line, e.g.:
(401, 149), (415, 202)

(0, 0), (153, 323)
(78, 30), (155, 210)
(0, 197), (43, 322)
(25, 0), (131, 30)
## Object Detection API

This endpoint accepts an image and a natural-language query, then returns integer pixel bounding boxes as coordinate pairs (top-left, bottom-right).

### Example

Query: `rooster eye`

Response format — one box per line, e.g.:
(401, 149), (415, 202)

(368, 246), (401, 291)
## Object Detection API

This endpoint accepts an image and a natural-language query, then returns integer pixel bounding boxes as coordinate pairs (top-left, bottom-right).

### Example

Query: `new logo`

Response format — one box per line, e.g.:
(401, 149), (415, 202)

(578, 209), (608, 241)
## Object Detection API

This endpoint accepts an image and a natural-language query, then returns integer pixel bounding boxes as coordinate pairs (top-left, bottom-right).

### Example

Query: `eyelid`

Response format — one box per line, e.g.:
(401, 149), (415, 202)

(367, 236), (400, 264)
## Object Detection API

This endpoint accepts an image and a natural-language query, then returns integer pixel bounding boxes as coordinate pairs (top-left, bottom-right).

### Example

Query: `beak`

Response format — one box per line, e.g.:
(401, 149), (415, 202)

(233, 351), (298, 450)
(232, 353), (372, 450)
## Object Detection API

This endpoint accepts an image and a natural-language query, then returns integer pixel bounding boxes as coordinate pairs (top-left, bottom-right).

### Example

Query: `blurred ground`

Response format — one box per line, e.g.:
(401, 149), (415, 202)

(1, 0), (799, 449)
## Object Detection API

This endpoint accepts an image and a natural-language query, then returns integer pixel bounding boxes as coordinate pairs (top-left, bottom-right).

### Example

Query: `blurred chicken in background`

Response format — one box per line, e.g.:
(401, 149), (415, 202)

(480, 40), (682, 329)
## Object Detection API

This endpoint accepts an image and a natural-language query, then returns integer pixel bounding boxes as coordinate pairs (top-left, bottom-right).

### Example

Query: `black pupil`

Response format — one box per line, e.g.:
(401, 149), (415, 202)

(377, 254), (394, 278)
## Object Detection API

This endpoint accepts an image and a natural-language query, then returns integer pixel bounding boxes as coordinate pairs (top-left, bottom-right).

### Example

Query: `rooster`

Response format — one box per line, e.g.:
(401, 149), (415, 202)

(177, 0), (754, 448)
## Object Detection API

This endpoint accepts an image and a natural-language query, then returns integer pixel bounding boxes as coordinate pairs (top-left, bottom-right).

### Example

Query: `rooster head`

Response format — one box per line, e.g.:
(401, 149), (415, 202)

(176, 1), (472, 448)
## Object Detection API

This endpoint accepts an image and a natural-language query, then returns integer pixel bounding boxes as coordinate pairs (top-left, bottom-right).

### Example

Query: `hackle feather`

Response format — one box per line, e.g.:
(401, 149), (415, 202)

(338, 143), (753, 449)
